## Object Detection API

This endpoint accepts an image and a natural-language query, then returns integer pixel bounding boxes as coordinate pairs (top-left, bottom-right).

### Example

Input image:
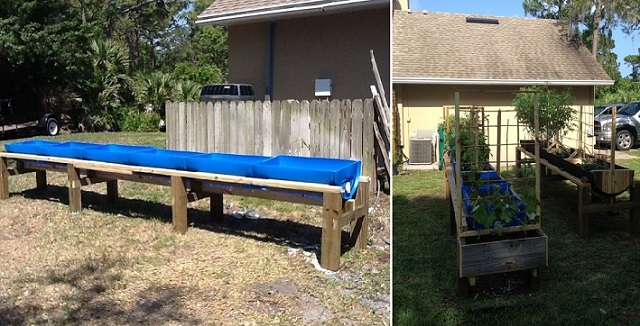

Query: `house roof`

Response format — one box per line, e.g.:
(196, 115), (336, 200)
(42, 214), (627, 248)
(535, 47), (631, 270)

(196, 0), (388, 26)
(393, 11), (613, 86)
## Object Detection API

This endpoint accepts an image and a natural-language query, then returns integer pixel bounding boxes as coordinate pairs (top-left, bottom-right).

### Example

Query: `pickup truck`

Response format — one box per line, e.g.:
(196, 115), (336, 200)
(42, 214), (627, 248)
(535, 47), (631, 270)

(592, 101), (640, 151)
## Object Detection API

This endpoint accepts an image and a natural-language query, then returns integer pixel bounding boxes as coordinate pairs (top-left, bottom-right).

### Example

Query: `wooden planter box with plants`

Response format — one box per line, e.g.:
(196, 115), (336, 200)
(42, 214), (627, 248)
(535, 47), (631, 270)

(443, 92), (548, 296)
(513, 87), (640, 238)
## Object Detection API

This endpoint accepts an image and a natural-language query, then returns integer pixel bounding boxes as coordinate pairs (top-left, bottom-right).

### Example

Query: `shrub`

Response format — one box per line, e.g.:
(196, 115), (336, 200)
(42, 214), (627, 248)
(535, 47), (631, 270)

(121, 107), (161, 132)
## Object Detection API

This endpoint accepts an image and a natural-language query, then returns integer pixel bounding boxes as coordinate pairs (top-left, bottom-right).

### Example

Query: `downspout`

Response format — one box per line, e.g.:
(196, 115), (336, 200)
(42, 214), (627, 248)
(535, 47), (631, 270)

(265, 22), (274, 100)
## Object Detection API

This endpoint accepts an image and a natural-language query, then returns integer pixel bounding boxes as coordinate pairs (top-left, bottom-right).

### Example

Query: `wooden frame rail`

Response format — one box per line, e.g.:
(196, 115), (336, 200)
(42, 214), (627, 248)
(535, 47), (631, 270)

(516, 146), (640, 238)
(0, 152), (370, 271)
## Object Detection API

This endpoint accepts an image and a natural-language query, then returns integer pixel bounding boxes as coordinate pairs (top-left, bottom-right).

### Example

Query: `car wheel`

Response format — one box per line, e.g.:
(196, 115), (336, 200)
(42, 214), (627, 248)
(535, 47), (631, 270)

(615, 129), (634, 151)
(46, 118), (60, 136)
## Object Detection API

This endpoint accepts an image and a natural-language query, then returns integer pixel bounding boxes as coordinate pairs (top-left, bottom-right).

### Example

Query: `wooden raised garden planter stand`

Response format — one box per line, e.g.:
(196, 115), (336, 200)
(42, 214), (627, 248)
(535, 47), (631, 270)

(516, 146), (640, 238)
(0, 152), (370, 271)
(444, 155), (548, 296)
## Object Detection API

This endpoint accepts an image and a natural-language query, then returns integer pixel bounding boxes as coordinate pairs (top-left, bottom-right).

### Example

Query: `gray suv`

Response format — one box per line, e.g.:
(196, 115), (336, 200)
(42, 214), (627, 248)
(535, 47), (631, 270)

(593, 101), (640, 151)
(200, 84), (255, 102)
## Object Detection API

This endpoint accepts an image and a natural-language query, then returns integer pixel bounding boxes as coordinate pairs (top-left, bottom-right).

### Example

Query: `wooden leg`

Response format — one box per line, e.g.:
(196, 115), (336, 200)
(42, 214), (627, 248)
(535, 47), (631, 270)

(106, 180), (118, 203)
(350, 180), (369, 250)
(0, 157), (8, 200)
(67, 164), (82, 214)
(171, 176), (188, 234)
(445, 176), (455, 235)
(515, 149), (522, 178)
(36, 170), (47, 191)
(210, 193), (224, 222)
(321, 192), (343, 271)
(529, 268), (541, 291)
(578, 186), (591, 238)
(630, 185), (640, 236)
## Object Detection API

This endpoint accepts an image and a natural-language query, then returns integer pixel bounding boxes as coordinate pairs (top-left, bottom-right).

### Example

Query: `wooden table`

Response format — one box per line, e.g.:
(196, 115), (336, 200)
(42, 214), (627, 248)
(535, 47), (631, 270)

(0, 152), (370, 271)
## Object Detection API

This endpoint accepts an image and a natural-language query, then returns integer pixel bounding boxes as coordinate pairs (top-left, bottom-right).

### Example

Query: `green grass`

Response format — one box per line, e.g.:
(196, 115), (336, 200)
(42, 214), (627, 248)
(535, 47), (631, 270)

(0, 131), (166, 150)
(393, 166), (640, 326)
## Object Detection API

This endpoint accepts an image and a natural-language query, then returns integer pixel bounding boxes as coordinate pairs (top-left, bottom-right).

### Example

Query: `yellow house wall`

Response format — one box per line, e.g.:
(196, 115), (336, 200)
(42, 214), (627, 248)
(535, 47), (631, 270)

(394, 84), (595, 166)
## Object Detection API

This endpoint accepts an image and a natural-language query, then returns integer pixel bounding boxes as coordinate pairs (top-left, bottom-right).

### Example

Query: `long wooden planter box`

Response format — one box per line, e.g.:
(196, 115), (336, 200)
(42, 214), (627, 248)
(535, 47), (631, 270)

(457, 229), (548, 278)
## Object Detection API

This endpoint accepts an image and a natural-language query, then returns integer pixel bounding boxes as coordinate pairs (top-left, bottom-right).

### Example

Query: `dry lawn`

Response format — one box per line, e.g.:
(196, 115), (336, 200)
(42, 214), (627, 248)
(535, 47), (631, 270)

(0, 134), (390, 325)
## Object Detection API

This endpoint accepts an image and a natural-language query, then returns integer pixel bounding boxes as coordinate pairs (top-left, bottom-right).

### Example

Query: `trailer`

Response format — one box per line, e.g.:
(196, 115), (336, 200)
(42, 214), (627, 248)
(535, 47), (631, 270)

(0, 99), (60, 137)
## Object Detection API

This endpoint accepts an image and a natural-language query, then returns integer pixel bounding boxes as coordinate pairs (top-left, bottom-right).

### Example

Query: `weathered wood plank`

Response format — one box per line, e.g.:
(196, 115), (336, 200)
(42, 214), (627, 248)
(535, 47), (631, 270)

(289, 100), (301, 155)
(329, 100), (341, 158)
(206, 102), (215, 152)
(280, 101), (292, 155)
(253, 101), (263, 155)
(197, 102), (208, 152)
(340, 100), (352, 159)
(310, 100), (322, 157)
(246, 101), (256, 155)
(271, 101), (282, 155)
(351, 99), (364, 161)
(230, 101), (239, 154)
(262, 101), (272, 156)
(351, 179), (369, 249)
(362, 99), (375, 192)
(165, 102), (174, 149)
(459, 230), (547, 277)
(321, 192), (343, 271)
(236, 101), (246, 154)
(177, 102), (187, 150)
(300, 100), (311, 157)
(220, 101), (230, 153)
(213, 101), (223, 152)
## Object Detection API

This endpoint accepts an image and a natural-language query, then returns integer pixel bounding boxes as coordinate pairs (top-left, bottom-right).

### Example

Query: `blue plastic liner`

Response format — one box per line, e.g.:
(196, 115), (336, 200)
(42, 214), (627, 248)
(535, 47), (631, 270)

(4, 139), (58, 155)
(253, 155), (362, 199)
(186, 153), (269, 176)
(40, 141), (102, 159)
(129, 149), (208, 171)
(461, 181), (527, 230)
(82, 144), (155, 165)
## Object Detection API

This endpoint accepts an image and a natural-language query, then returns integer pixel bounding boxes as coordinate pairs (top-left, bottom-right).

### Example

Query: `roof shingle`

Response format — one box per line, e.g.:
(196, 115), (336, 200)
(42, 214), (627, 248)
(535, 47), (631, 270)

(392, 11), (612, 83)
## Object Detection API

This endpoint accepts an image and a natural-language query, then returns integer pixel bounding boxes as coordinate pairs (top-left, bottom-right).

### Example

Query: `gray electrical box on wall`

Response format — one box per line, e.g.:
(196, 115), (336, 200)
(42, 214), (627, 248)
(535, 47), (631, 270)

(315, 79), (332, 97)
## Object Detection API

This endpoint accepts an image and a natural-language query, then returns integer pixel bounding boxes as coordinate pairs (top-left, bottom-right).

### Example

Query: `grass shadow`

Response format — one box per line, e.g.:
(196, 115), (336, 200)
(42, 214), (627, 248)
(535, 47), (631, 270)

(19, 185), (356, 256)
(0, 255), (201, 325)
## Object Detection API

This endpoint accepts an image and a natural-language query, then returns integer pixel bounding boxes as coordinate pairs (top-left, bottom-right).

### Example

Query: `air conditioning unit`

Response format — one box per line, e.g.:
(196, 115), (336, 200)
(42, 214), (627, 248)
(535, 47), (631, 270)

(409, 129), (434, 164)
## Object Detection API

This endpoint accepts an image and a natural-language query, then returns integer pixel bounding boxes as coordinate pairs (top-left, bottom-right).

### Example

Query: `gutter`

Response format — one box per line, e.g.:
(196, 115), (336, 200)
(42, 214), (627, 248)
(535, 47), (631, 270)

(196, 0), (388, 26)
(392, 77), (615, 86)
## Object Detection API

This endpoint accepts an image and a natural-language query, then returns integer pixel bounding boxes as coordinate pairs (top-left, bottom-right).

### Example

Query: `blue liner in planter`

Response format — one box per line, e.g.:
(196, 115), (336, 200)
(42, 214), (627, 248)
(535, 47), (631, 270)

(252, 155), (362, 200)
(81, 144), (155, 165)
(40, 141), (102, 159)
(461, 181), (527, 230)
(186, 153), (269, 176)
(128, 149), (208, 171)
(4, 139), (58, 155)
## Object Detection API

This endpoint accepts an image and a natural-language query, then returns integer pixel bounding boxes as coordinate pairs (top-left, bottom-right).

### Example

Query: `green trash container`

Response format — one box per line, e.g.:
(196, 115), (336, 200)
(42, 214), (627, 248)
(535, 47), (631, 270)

(438, 123), (445, 170)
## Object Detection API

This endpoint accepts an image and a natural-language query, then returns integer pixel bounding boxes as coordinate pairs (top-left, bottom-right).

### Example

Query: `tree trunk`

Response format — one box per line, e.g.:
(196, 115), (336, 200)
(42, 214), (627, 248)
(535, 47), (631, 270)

(592, 0), (601, 58)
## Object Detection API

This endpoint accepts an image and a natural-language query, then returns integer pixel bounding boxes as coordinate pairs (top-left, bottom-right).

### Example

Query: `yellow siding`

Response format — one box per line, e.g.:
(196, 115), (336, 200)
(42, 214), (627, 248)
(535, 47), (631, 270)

(394, 84), (595, 166)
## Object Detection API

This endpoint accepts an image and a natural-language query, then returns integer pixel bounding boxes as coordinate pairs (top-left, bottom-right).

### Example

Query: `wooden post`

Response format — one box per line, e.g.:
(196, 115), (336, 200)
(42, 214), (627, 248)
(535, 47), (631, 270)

(578, 185), (591, 238)
(171, 176), (188, 234)
(36, 171), (47, 191)
(0, 157), (8, 200)
(350, 179), (370, 250)
(534, 93), (541, 218)
(446, 170), (455, 236)
(106, 180), (118, 203)
(321, 192), (343, 271)
(210, 193), (224, 222)
(454, 92), (463, 234)
(631, 183), (640, 236)
(67, 164), (82, 214)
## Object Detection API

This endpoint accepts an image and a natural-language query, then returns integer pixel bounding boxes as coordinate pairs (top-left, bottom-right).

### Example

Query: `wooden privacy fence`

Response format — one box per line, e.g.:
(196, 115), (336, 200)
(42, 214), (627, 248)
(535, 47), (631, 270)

(165, 99), (376, 190)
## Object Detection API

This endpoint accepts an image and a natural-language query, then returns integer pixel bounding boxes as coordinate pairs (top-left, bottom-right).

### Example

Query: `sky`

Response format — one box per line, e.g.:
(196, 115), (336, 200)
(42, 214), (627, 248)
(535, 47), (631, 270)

(409, 0), (639, 78)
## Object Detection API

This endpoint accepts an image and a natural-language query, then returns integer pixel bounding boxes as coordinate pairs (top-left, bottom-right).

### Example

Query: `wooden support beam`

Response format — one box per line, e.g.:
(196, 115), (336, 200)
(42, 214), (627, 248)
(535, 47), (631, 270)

(321, 192), (343, 271)
(578, 185), (591, 238)
(67, 164), (82, 214)
(351, 179), (370, 250)
(171, 176), (188, 234)
(106, 180), (118, 203)
(0, 157), (8, 200)
(36, 170), (47, 191)
(210, 193), (224, 222)
(631, 184), (640, 236)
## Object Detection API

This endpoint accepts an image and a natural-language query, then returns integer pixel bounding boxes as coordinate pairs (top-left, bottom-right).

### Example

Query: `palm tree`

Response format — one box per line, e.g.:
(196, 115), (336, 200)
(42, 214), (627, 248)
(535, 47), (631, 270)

(132, 71), (174, 115)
